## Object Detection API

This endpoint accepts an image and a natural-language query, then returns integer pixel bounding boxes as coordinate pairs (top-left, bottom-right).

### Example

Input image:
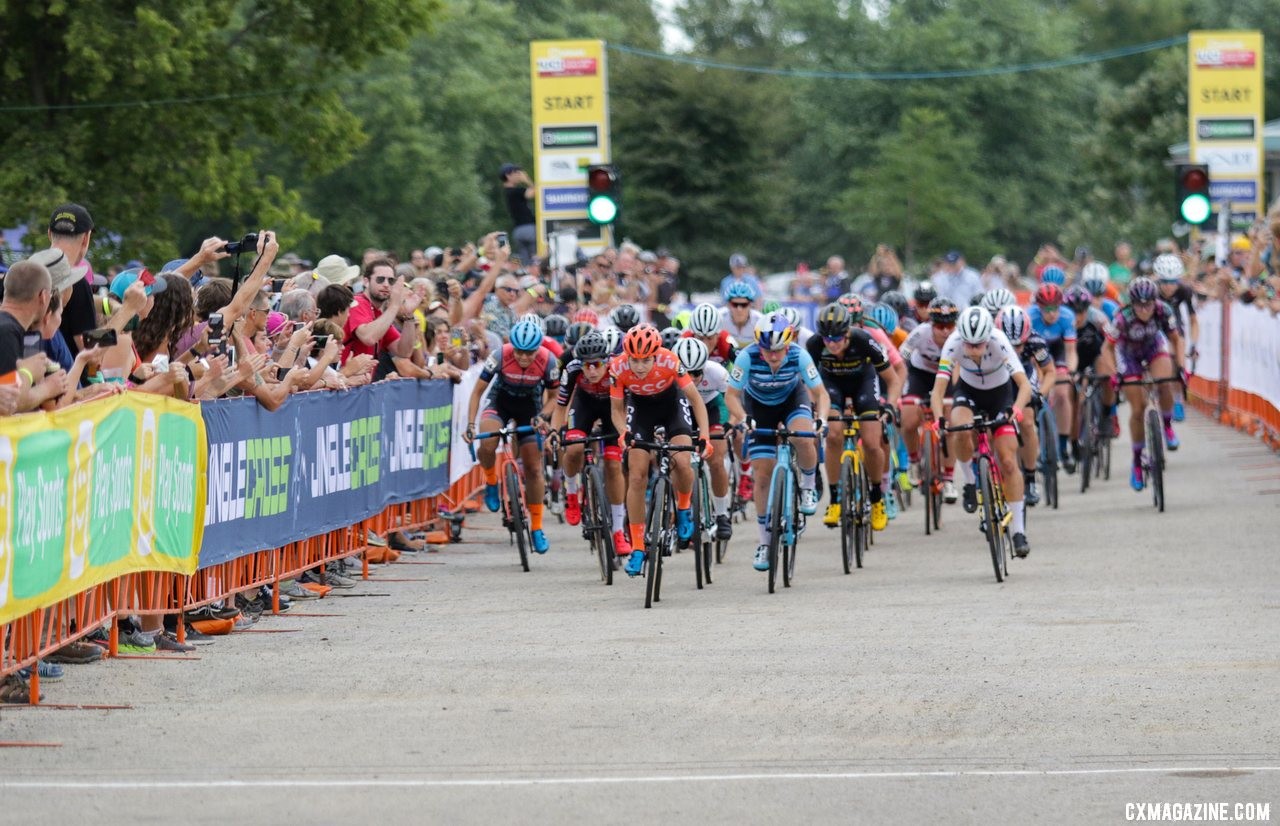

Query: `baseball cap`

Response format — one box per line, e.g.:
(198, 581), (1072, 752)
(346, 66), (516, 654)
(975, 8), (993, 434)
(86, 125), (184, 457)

(424, 245), (444, 260)
(48, 203), (94, 235)
(280, 252), (312, 267)
(110, 267), (167, 299)
(729, 253), (749, 268)
(499, 162), (521, 180)
(944, 250), (962, 264)
(1230, 235), (1251, 252)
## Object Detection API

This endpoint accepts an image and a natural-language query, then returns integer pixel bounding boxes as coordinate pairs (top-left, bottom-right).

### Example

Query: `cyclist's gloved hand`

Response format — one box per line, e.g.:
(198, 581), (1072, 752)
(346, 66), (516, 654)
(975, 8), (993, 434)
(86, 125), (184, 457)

(699, 437), (714, 459)
(463, 425), (476, 444)
(1004, 406), (1023, 424)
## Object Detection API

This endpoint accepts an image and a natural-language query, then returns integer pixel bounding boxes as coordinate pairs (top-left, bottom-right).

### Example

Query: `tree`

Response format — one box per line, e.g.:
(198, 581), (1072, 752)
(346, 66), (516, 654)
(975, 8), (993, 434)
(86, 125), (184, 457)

(834, 108), (994, 267)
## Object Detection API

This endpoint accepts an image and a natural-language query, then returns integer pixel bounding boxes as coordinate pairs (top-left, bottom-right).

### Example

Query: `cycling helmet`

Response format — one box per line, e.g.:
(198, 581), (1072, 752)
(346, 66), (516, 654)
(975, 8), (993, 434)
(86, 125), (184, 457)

(779, 306), (802, 331)
(1128, 277), (1159, 304)
(913, 281), (937, 306)
(761, 300), (781, 315)
(672, 337), (709, 373)
(1041, 265), (1067, 286)
(928, 297), (960, 325)
(565, 321), (592, 348)
(1035, 283), (1064, 307)
(574, 331), (609, 363)
(1082, 271), (1108, 298)
(725, 281), (757, 302)
(518, 312), (545, 332)
(880, 290), (908, 318)
(509, 320), (544, 352)
(868, 303), (899, 334)
(660, 326), (681, 349)
(672, 309), (691, 331)
(836, 293), (864, 323)
(1081, 261), (1109, 287)
(600, 326), (622, 354)
(573, 308), (599, 326)
(969, 292), (986, 307)
(980, 287), (1017, 315)
(1152, 253), (1184, 282)
(997, 305), (1032, 345)
(543, 313), (568, 339)
(623, 324), (662, 358)
(1063, 285), (1092, 311)
(957, 306), (994, 344)
(609, 304), (640, 332)
(690, 303), (721, 337)
(754, 312), (795, 351)
(816, 302), (851, 338)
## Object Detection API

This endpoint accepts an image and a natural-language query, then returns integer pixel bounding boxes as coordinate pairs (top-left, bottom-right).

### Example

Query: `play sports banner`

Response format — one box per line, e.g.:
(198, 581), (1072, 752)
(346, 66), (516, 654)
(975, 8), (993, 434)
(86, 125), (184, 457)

(199, 380), (452, 568)
(0, 393), (206, 625)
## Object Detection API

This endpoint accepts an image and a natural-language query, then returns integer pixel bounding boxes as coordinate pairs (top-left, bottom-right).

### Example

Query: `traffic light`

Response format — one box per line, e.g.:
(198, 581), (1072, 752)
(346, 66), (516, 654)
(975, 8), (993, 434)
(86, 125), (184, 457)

(1175, 163), (1212, 225)
(586, 164), (619, 226)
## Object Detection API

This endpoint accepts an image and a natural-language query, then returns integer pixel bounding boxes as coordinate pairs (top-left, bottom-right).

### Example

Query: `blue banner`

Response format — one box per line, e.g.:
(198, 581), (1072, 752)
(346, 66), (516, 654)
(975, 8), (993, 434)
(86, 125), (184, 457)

(198, 380), (452, 568)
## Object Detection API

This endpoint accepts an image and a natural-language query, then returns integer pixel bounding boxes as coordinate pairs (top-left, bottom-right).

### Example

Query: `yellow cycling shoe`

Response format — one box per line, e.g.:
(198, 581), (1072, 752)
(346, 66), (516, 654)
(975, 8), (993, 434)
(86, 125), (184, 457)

(823, 503), (841, 527)
(871, 501), (888, 531)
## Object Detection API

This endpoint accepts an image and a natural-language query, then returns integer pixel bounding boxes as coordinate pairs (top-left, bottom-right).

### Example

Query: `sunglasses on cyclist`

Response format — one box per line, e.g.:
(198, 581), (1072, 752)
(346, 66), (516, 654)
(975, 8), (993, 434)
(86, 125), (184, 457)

(729, 301), (751, 308)
(822, 335), (846, 344)
(1040, 304), (1060, 312)
(1133, 299), (1155, 308)
(688, 369), (704, 378)
(933, 322), (956, 331)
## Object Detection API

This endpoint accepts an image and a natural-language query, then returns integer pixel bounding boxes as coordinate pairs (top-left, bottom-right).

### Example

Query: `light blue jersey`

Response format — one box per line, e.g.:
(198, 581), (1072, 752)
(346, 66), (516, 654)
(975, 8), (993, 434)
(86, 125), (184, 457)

(728, 343), (822, 405)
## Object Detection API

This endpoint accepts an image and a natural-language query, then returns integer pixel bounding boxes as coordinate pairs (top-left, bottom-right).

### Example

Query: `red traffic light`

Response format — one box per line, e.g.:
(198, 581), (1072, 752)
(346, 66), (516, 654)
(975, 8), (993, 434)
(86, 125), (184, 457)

(1180, 167), (1209, 193)
(587, 165), (616, 193)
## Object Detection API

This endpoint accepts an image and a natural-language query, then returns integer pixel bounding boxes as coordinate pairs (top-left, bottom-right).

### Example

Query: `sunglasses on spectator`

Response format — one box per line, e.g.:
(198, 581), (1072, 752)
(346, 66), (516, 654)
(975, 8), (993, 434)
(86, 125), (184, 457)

(730, 301), (751, 308)
(371, 275), (395, 284)
(499, 286), (521, 294)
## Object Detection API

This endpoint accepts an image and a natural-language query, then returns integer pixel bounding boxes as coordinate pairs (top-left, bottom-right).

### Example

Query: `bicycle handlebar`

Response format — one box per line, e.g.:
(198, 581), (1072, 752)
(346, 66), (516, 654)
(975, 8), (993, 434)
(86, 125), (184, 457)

(628, 438), (699, 453)
(468, 424), (540, 461)
(1117, 376), (1183, 388)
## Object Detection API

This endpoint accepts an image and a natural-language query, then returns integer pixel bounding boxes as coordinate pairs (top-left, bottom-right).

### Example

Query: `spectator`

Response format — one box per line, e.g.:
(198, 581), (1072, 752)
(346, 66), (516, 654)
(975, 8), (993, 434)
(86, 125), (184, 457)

(719, 253), (763, 305)
(0, 262), (69, 414)
(342, 257), (420, 374)
(499, 163), (538, 265)
(788, 264), (824, 304)
(279, 289), (318, 325)
(461, 235), (523, 340)
(27, 247), (85, 371)
(1109, 241), (1136, 290)
(46, 204), (99, 356)
(851, 245), (904, 299)
(931, 250), (983, 308)
(980, 256), (1008, 291)
(822, 255), (851, 301)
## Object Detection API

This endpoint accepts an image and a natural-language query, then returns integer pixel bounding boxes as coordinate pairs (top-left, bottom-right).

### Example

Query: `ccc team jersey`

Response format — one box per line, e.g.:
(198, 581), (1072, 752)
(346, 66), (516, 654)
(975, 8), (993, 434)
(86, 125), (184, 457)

(609, 348), (692, 399)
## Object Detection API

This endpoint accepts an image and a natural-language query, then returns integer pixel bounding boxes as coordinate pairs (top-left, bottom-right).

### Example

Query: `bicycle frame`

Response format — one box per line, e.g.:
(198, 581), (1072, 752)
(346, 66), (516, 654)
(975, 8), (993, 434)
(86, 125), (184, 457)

(751, 424), (818, 592)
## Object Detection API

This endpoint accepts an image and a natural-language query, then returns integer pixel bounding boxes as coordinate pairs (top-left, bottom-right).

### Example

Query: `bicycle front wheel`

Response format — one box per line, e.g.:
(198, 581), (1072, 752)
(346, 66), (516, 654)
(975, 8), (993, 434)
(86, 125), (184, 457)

(782, 466), (798, 589)
(505, 462), (531, 573)
(978, 457), (1004, 583)
(645, 476), (672, 608)
(1038, 406), (1059, 510)
(1145, 406), (1165, 513)
(840, 457), (856, 574)
(921, 431), (934, 536)
(1079, 393), (1096, 493)
(692, 463), (707, 590)
(588, 465), (613, 585)
(767, 466), (786, 594)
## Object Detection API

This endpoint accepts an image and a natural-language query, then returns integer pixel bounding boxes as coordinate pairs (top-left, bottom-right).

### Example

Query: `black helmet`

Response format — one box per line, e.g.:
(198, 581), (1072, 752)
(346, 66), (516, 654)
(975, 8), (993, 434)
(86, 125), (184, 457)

(609, 304), (640, 332)
(574, 331), (610, 362)
(660, 326), (681, 349)
(816, 302), (851, 338)
(927, 297), (959, 325)
(565, 321), (593, 347)
(913, 280), (937, 305)
(880, 290), (908, 318)
(543, 313), (569, 338)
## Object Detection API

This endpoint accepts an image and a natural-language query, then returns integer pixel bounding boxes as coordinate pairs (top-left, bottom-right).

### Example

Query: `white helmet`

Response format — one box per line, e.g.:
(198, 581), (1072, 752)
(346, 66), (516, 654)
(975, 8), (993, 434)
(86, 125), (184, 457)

(979, 288), (1017, 316)
(1081, 261), (1109, 284)
(1153, 253), (1184, 282)
(600, 327), (621, 355)
(779, 306), (803, 330)
(690, 303), (721, 337)
(672, 337), (709, 372)
(957, 306), (994, 344)
(518, 312), (545, 332)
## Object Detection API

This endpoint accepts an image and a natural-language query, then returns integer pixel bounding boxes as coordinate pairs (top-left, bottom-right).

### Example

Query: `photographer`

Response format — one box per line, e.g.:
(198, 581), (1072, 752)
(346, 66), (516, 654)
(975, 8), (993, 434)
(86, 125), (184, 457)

(500, 164), (538, 265)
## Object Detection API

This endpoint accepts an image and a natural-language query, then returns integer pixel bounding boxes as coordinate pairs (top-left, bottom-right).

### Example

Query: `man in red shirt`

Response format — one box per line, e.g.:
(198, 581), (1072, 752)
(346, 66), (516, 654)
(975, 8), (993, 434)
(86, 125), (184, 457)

(343, 258), (420, 369)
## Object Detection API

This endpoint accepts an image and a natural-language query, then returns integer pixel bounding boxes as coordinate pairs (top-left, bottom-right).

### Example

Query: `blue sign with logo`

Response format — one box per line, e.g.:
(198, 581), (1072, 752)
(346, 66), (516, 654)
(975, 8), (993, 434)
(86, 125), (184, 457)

(543, 186), (589, 212)
(1210, 180), (1257, 202)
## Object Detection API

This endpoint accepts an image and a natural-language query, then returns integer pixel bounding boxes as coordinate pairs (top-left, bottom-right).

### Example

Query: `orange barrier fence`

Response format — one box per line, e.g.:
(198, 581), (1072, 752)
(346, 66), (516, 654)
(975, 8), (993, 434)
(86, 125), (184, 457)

(0, 463), (487, 704)
(1186, 300), (1280, 451)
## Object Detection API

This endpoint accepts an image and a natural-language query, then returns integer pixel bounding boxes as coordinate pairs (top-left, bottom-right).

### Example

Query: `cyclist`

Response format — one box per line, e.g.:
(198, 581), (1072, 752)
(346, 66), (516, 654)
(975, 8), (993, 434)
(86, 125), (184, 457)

(544, 313), (569, 346)
(880, 290), (914, 333)
(673, 337), (734, 540)
(518, 312), (564, 358)
(911, 281), (937, 325)
(1153, 253), (1197, 421)
(611, 325), (712, 577)
(979, 287), (1017, 318)
(609, 304), (641, 335)
(1028, 283), (1078, 472)
(465, 319), (560, 554)
(900, 297), (960, 503)
(1081, 262), (1121, 314)
(1102, 277), (1183, 491)
(661, 326), (681, 350)
(811, 302), (901, 530)
(779, 305), (813, 347)
(931, 306), (1033, 558)
(684, 302), (739, 364)
(720, 282), (763, 348)
(727, 313), (830, 571)
(1064, 283), (1119, 437)
(600, 326), (622, 357)
(997, 305), (1054, 507)
(552, 331), (628, 551)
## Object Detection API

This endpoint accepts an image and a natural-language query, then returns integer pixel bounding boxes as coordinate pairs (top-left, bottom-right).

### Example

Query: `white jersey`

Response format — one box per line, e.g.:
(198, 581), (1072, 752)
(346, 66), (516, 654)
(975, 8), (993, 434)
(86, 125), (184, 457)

(719, 307), (762, 349)
(793, 325), (814, 348)
(900, 322), (945, 373)
(693, 360), (729, 404)
(938, 329), (1024, 391)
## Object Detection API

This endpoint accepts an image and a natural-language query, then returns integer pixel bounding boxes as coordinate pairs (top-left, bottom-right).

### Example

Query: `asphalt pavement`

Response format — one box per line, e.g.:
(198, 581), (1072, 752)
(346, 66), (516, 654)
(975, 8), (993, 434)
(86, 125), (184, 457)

(2, 408), (1278, 824)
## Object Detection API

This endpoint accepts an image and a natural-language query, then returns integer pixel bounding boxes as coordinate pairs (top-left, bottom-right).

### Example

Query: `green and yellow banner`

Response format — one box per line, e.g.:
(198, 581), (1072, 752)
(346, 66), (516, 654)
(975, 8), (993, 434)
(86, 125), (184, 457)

(0, 393), (206, 625)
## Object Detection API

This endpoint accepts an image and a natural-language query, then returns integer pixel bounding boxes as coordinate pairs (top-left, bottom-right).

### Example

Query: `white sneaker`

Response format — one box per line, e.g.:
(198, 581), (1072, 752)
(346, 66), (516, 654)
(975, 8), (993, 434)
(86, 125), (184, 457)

(753, 544), (770, 571)
(800, 489), (819, 515)
(908, 462), (921, 487)
(942, 480), (958, 504)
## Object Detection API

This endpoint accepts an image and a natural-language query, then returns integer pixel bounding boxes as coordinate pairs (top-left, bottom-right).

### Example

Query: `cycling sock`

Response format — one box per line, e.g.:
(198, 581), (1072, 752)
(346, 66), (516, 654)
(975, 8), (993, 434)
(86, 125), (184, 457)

(528, 503), (543, 531)
(1162, 413), (1173, 429)
(713, 494), (729, 517)
(908, 451), (920, 464)
(896, 440), (909, 467)
(629, 522), (645, 551)
(1057, 434), (1069, 457)
(1022, 468), (1036, 485)
(800, 468), (816, 491)
(675, 490), (691, 510)
(870, 483), (883, 503)
(611, 504), (626, 532)
(957, 460), (975, 486)
(483, 465), (499, 485)
(829, 482), (841, 505)
(943, 468), (954, 481)
(882, 472), (891, 490)
(1132, 442), (1143, 463)
(564, 474), (580, 494)
(756, 515), (769, 545)
(1010, 499), (1025, 534)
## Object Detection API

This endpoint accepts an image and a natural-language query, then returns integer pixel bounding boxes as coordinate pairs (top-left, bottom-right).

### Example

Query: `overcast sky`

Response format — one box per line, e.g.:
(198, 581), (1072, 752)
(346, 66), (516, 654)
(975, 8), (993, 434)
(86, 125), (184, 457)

(652, 0), (691, 51)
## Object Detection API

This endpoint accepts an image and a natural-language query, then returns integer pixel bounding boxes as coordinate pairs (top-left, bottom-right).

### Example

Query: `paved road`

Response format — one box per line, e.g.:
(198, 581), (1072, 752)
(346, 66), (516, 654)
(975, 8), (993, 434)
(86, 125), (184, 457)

(3, 409), (1278, 824)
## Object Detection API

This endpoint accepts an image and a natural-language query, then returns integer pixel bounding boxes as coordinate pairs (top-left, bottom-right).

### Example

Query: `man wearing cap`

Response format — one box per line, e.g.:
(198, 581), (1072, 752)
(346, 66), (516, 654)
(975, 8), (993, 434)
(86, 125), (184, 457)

(933, 250), (983, 308)
(47, 203), (99, 356)
(719, 253), (763, 306)
(500, 163), (538, 265)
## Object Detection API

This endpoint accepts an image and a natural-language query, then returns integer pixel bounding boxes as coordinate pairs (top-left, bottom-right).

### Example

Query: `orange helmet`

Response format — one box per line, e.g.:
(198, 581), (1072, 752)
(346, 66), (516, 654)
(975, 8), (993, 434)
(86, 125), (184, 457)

(623, 324), (663, 359)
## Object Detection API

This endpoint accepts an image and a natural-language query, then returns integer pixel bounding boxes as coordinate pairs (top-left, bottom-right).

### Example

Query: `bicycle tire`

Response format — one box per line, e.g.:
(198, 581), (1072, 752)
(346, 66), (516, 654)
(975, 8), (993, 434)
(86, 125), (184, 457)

(928, 429), (944, 531)
(782, 465), (798, 588)
(921, 432), (934, 536)
(1145, 406), (1165, 513)
(588, 465), (613, 585)
(840, 457), (856, 574)
(505, 462), (531, 573)
(1038, 406), (1059, 510)
(692, 464), (706, 590)
(645, 476), (671, 608)
(888, 423), (912, 510)
(978, 457), (1004, 583)
(1079, 392), (1095, 494)
(698, 463), (714, 585)
(767, 465), (786, 594)
(857, 454), (872, 558)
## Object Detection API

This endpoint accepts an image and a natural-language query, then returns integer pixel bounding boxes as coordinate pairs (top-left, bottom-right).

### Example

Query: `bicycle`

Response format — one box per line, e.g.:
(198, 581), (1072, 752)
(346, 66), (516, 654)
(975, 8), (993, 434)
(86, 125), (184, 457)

(628, 429), (699, 608)
(688, 435), (723, 590)
(726, 427), (751, 538)
(470, 422), (540, 572)
(919, 409), (945, 535)
(1118, 375), (1181, 513)
(942, 413), (1018, 583)
(559, 431), (617, 585)
(827, 405), (880, 573)
(750, 422), (819, 594)
(1076, 370), (1113, 491)
(543, 447), (565, 524)
(1035, 398), (1059, 510)
(884, 416), (912, 513)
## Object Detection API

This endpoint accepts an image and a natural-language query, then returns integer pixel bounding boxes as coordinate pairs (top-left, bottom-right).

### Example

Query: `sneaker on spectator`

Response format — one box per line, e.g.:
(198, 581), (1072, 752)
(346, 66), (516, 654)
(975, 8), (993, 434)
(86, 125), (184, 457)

(45, 640), (104, 665)
(118, 629), (157, 654)
(367, 532), (388, 547)
(281, 580), (319, 600)
(182, 625), (217, 645)
(17, 661), (64, 683)
(154, 631), (196, 653)
(322, 566), (357, 589)
(232, 614), (258, 631)
(1, 674), (41, 704)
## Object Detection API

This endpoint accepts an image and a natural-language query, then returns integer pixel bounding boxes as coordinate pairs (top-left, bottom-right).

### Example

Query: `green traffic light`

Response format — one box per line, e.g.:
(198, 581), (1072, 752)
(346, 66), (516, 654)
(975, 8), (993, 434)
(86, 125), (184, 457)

(1179, 193), (1211, 225)
(587, 194), (618, 225)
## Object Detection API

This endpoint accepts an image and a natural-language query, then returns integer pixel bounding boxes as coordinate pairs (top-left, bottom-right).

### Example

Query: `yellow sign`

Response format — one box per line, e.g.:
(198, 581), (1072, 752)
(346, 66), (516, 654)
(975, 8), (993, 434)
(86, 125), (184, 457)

(1188, 31), (1265, 225)
(530, 40), (611, 257)
(0, 393), (206, 624)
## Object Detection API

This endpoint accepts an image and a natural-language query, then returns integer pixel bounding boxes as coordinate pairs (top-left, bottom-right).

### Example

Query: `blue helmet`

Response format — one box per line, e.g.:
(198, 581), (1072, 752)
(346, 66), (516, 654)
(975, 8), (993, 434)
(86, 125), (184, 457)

(725, 280), (757, 302)
(868, 303), (899, 333)
(509, 320), (543, 352)
(1041, 265), (1066, 286)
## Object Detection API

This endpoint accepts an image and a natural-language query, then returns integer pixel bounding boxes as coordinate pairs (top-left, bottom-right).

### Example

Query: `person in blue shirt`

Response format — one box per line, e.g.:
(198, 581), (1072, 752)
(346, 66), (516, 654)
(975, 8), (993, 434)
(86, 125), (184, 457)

(719, 252), (763, 307)
(726, 312), (830, 573)
(1028, 283), (1079, 471)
